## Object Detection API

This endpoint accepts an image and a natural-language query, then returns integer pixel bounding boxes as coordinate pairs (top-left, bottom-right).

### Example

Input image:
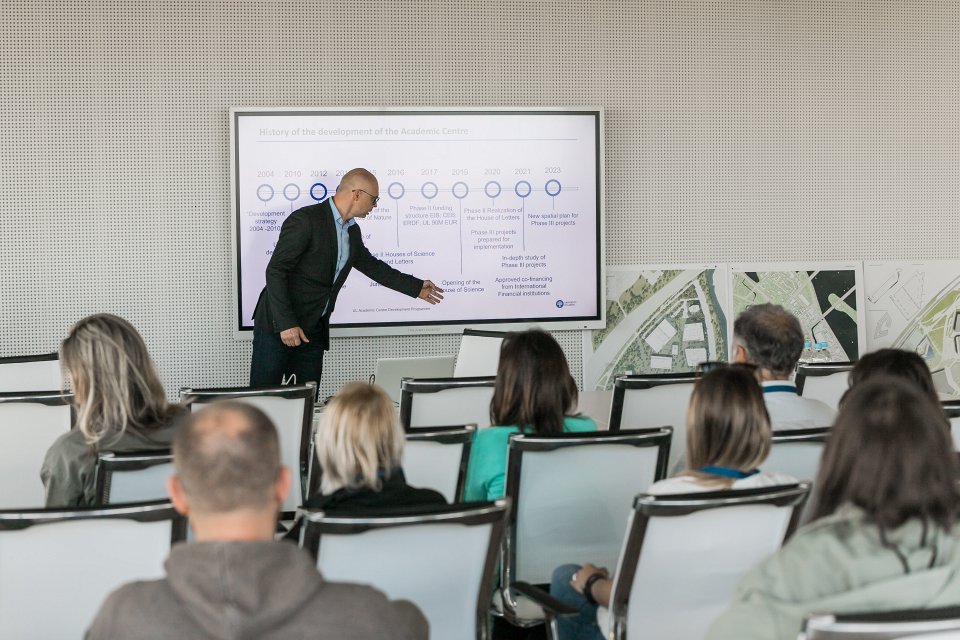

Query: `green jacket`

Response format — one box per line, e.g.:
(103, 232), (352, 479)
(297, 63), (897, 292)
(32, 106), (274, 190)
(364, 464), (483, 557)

(708, 504), (960, 640)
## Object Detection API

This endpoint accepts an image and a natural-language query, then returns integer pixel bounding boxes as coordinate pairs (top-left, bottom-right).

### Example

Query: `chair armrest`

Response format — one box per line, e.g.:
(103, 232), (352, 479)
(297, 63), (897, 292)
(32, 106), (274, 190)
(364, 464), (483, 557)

(510, 581), (578, 617)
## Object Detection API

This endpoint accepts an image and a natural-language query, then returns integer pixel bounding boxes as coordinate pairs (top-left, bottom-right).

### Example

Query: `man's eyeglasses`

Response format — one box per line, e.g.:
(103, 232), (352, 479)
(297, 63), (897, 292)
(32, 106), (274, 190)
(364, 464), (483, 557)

(355, 189), (380, 206)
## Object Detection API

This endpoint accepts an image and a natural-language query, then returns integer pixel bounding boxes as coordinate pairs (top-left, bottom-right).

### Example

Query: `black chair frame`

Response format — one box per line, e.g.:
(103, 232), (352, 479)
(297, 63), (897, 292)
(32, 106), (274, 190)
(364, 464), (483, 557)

(0, 500), (187, 543)
(94, 449), (173, 505)
(180, 383), (316, 503)
(499, 428), (673, 623)
(299, 500), (509, 640)
(404, 425), (475, 503)
(794, 361), (855, 395)
(399, 376), (496, 431)
(770, 426), (831, 445)
(608, 373), (698, 432)
(803, 604), (960, 639)
(607, 484), (811, 640)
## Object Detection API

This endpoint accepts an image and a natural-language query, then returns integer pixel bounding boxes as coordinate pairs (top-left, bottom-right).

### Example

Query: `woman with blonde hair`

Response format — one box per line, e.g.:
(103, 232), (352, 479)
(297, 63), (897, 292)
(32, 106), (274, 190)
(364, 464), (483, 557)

(41, 314), (185, 507)
(307, 381), (445, 512)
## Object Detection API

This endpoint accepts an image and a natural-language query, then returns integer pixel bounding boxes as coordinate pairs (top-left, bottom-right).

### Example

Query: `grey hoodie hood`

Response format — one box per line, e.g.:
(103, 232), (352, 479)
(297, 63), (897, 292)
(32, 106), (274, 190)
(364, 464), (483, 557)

(165, 541), (325, 638)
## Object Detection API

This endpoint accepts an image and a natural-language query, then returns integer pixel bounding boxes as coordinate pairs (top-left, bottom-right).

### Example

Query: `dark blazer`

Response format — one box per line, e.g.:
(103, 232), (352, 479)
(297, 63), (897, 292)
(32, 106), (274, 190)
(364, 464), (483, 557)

(253, 200), (423, 348)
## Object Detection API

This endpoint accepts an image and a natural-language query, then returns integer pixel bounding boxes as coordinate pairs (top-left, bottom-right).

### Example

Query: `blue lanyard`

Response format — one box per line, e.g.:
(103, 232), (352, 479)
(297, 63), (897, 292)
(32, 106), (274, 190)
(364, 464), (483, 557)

(763, 384), (798, 395)
(698, 466), (760, 479)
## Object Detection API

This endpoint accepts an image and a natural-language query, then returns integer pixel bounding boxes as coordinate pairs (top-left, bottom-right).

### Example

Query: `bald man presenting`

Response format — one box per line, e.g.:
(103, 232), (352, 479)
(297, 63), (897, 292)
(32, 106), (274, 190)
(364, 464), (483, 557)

(250, 168), (444, 391)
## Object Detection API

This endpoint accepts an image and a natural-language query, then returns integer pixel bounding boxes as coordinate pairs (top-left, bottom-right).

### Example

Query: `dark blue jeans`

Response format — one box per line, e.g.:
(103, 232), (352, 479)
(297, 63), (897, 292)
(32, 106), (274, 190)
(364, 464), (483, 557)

(250, 325), (325, 395)
(550, 564), (605, 640)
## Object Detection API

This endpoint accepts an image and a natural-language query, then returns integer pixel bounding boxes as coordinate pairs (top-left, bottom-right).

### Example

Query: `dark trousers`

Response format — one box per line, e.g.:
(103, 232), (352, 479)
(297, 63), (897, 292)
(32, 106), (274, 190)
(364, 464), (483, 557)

(249, 325), (326, 394)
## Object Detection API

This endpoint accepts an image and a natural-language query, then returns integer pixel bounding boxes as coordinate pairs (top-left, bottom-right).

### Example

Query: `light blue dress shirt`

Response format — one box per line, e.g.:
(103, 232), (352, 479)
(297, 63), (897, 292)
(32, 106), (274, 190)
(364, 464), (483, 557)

(322, 197), (355, 316)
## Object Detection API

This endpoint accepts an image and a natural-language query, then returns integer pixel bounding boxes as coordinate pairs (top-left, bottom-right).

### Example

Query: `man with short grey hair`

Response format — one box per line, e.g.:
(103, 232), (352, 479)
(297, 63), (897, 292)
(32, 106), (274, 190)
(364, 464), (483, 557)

(732, 303), (836, 429)
(87, 401), (428, 639)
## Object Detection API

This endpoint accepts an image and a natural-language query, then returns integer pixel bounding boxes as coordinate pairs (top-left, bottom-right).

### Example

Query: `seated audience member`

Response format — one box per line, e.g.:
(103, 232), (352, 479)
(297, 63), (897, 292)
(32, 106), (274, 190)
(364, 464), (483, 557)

(307, 381), (446, 512)
(732, 303), (836, 429)
(41, 313), (185, 507)
(842, 347), (941, 406)
(550, 366), (795, 640)
(707, 377), (960, 640)
(87, 401), (428, 639)
(463, 328), (597, 502)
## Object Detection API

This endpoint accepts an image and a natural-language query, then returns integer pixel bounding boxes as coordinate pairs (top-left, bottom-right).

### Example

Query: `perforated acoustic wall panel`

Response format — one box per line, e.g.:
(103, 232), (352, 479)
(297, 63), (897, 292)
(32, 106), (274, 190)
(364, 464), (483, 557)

(1, 1), (957, 400)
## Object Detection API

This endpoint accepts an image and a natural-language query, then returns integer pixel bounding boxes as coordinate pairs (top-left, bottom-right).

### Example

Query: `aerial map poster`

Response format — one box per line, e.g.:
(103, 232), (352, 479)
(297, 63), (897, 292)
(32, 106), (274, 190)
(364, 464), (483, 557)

(729, 263), (866, 363)
(582, 265), (729, 391)
(864, 261), (960, 399)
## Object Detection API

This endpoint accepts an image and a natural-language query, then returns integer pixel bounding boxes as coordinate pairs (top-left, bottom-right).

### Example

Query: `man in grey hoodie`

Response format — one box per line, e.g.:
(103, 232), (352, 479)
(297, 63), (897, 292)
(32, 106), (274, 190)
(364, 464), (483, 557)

(86, 401), (428, 640)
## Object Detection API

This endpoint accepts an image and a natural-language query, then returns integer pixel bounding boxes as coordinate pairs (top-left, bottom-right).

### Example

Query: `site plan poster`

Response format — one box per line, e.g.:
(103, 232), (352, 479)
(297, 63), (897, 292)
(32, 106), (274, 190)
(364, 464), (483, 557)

(728, 263), (866, 363)
(582, 265), (729, 391)
(864, 261), (960, 399)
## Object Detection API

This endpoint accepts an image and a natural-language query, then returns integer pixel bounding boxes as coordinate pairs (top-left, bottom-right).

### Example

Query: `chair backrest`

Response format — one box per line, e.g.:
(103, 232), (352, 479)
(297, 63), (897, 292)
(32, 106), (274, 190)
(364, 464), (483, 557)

(94, 450), (174, 505)
(801, 606), (960, 639)
(453, 329), (507, 378)
(0, 352), (61, 393)
(0, 391), (74, 508)
(795, 362), (855, 411)
(0, 501), (186, 638)
(300, 501), (508, 640)
(500, 429), (672, 601)
(943, 401), (960, 451)
(374, 355), (457, 404)
(400, 376), (496, 430)
(609, 374), (697, 470)
(768, 427), (829, 523)
(180, 384), (315, 514)
(607, 483), (810, 640)
(403, 425), (475, 503)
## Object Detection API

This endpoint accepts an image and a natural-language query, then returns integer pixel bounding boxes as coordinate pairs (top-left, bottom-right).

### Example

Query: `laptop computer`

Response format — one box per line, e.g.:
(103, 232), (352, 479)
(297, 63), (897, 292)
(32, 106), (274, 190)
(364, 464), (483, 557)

(373, 355), (457, 404)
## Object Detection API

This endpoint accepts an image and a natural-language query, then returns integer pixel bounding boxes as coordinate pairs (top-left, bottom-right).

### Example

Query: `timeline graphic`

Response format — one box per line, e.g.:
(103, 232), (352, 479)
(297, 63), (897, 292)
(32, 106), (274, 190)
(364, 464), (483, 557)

(233, 110), (602, 332)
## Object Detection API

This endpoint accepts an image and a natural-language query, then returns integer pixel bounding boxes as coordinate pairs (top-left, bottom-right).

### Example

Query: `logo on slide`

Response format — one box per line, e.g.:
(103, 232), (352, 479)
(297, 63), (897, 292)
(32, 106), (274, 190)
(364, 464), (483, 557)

(556, 299), (577, 309)
(555, 300), (564, 308)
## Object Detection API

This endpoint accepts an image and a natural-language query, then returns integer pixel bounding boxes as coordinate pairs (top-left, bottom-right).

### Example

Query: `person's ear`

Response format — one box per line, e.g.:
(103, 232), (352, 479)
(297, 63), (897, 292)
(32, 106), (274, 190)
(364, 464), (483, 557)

(733, 344), (749, 364)
(275, 466), (292, 505)
(167, 475), (191, 517)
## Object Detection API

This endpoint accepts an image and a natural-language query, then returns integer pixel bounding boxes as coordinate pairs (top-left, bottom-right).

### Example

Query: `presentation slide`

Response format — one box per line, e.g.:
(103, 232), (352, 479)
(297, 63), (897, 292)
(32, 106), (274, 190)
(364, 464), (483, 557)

(233, 109), (603, 336)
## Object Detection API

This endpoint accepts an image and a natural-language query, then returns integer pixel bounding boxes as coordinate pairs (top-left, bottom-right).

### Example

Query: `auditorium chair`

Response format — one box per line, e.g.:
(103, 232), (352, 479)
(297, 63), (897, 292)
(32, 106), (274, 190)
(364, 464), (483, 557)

(0, 501), (185, 637)
(520, 483), (810, 640)
(400, 376), (496, 430)
(0, 352), (61, 393)
(794, 361), (855, 411)
(300, 501), (508, 640)
(494, 429), (671, 631)
(94, 449), (174, 505)
(0, 390), (73, 508)
(180, 383), (315, 516)
(608, 373), (697, 470)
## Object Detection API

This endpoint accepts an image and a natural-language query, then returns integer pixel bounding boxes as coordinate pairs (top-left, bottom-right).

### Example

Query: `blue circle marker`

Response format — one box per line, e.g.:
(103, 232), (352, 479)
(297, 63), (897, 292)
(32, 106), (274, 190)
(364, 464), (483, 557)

(452, 181), (469, 200)
(310, 182), (328, 201)
(388, 182), (405, 199)
(484, 181), (502, 198)
(421, 182), (439, 199)
(256, 184), (274, 203)
(514, 180), (532, 198)
(555, 300), (565, 308)
(283, 183), (301, 202)
(545, 179), (562, 197)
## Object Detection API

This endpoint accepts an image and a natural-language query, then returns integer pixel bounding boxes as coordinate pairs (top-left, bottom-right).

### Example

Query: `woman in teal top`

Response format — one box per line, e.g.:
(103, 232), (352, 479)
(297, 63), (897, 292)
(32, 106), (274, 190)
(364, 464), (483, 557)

(464, 329), (597, 502)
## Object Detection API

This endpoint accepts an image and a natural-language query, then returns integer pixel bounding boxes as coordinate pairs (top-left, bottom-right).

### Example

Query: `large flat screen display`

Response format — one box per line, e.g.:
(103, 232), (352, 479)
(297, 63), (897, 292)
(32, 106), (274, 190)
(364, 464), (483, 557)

(231, 108), (604, 337)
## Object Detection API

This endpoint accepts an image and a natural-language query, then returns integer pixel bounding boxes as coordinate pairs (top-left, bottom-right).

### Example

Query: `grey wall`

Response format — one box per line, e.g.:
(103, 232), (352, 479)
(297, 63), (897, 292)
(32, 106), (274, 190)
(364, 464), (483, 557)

(1, 0), (957, 399)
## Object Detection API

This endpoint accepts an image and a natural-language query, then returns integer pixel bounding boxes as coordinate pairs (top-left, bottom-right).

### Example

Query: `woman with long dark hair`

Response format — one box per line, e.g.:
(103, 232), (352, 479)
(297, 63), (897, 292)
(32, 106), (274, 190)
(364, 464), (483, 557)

(463, 329), (596, 502)
(708, 377), (960, 639)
